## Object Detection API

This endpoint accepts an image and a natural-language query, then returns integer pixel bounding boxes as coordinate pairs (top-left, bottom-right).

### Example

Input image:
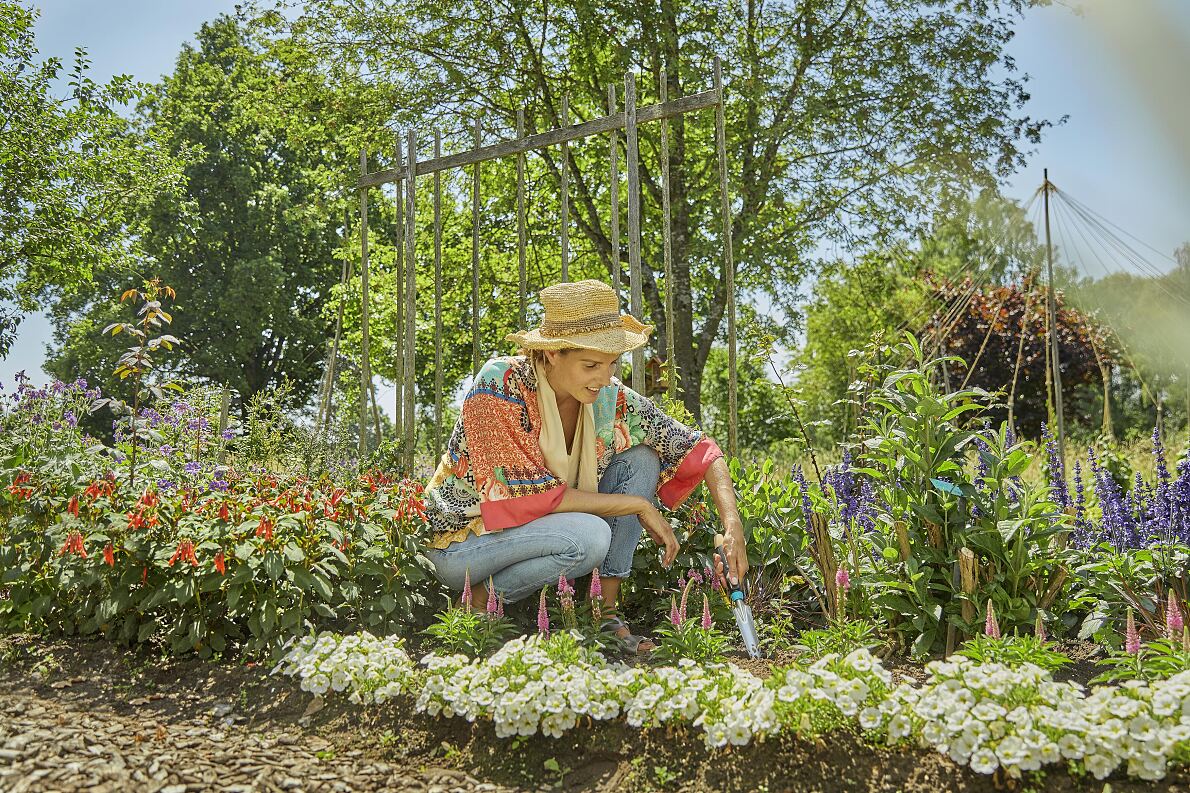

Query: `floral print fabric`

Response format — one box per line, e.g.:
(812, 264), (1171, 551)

(423, 355), (722, 549)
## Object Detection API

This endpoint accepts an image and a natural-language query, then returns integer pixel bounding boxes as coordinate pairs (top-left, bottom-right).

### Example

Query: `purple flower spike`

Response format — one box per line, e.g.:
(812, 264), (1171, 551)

(537, 588), (550, 637)
(486, 576), (498, 616)
(701, 594), (712, 630)
(461, 569), (472, 612)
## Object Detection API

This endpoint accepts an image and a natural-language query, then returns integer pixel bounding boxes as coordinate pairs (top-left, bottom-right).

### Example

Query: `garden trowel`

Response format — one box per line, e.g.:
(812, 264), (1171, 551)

(714, 533), (762, 658)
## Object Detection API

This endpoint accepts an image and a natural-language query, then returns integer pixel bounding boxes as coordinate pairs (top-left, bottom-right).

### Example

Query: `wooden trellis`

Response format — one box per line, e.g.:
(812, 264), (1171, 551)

(353, 58), (739, 469)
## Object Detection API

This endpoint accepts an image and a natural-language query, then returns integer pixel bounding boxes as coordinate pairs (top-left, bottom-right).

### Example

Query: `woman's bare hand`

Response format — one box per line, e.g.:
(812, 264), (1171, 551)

(638, 500), (680, 568)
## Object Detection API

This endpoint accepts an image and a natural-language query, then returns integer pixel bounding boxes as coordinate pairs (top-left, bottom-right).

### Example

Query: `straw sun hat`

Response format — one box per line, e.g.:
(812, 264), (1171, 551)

(506, 280), (653, 355)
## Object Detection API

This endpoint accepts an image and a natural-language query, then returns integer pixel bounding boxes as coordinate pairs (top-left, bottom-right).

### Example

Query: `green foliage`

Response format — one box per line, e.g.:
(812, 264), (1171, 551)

(789, 619), (882, 661)
(0, 2), (186, 353)
(256, 0), (1050, 421)
(1093, 638), (1190, 685)
(652, 615), (732, 666)
(45, 15), (346, 410)
(955, 634), (1071, 673)
(422, 604), (517, 658)
(856, 335), (1071, 655)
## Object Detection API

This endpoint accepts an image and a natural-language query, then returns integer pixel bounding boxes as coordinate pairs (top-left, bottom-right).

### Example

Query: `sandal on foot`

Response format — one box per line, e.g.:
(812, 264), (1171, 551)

(600, 615), (656, 656)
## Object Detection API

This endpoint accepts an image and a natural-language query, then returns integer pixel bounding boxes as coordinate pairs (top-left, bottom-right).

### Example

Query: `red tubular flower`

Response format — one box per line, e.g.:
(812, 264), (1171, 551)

(330, 488), (346, 507)
(127, 508), (146, 531)
(58, 531), (87, 558)
(214, 550), (226, 575)
(139, 488), (159, 508)
(84, 481), (101, 500)
(218, 502), (231, 522)
(103, 543), (115, 567)
(255, 515), (274, 541)
(168, 539), (198, 567)
(67, 495), (80, 517)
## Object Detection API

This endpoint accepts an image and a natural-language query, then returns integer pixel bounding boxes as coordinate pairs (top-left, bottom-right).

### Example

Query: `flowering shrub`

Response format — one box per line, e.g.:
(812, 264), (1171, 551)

(273, 631), (418, 704)
(0, 449), (438, 656)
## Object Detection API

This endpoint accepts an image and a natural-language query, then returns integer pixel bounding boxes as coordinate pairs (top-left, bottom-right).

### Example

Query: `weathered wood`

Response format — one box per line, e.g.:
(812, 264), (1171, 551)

(358, 150), (373, 458)
(433, 130), (444, 463)
(318, 210), (352, 433)
(516, 109), (527, 329)
(560, 93), (570, 283)
(471, 118), (481, 376)
(404, 129), (418, 471)
(659, 70), (675, 400)
(608, 84), (621, 304)
(393, 139), (404, 442)
(625, 72), (644, 394)
(714, 58), (738, 457)
(358, 90), (721, 188)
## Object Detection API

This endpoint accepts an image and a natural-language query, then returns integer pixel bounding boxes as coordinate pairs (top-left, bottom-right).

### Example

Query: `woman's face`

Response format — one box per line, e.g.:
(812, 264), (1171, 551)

(544, 349), (619, 405)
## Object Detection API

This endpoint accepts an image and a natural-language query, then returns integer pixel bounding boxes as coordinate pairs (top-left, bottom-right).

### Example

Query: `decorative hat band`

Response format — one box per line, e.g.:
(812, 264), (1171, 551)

(540, 313), (623, 337)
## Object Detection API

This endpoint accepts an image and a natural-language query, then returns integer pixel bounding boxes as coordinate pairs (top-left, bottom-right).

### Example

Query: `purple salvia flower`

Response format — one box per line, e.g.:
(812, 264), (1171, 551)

(1041, 423), (1069, 509)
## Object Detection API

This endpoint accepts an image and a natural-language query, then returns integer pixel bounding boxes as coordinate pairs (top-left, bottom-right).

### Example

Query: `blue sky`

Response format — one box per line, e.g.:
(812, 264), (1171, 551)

(4, 0), (1189, 402)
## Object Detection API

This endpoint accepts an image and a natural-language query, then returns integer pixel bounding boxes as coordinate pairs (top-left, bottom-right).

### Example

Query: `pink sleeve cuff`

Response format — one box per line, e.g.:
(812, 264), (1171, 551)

(479, 484), (567, 531)
(658, 436), (723, 510)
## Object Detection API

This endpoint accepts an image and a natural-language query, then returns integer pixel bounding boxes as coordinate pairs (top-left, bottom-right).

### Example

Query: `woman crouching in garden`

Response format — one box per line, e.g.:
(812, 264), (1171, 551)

(421, 279), (748, 654)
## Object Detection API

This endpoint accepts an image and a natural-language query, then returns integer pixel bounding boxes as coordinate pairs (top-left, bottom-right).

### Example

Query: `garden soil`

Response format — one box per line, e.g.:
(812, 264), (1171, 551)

(1, 634), (1187, 793)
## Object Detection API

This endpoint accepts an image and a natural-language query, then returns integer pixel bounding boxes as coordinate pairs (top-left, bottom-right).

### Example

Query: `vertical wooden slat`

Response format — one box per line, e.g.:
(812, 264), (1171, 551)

(516, 109), (527, 330)
(358, 150), (373, 459)
(608, 84), (621, 304)
(713, 58), (738, 457)
(217, 387), (230, 465)
(393, 139), (404, 442)
(472, 118), (481, 376)
(319, 209), (351, 434)
(433, 130), (444, 463)
(625, 72), (644, 394)
(404, 129), (418, 471)
(659, 70), (675, 400)
(560, 93), (570, 283)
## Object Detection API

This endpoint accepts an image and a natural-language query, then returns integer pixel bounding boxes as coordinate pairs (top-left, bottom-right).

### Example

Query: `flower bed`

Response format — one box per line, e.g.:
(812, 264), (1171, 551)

(273, 631), (1190, 783)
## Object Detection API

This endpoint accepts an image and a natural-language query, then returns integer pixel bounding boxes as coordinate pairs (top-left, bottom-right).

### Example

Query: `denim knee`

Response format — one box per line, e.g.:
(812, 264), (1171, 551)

(569, 513), (612, 573)
(609, 444), (660, 487)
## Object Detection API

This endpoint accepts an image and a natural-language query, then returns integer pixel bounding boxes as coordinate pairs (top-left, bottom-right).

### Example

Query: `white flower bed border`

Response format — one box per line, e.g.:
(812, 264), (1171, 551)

(274, 632), (1190, 782)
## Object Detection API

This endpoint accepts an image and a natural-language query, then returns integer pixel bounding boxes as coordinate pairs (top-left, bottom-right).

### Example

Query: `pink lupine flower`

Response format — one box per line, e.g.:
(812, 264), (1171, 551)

(537, 587), (550, 637)
(1035, 613), (1047, 643)
(486, 576), (498, 617)
(669, 595), (681, 626)
(835, 565), (851, 592)
(496, 594), (505, 620)
(701, 594), (712, 630)
(589, 567), (602, 600)
(678, 580), (693, 624)
(1183, 625), (1189, 654)
(1125, 608), (1141, 655)
(1166, 590), (1183, 640)
(461, 568), (472, 612)
(984, 600), (1001, 639)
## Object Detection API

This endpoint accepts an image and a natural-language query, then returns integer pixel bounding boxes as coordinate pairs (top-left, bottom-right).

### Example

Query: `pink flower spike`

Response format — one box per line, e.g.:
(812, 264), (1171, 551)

(701, 594), (712, 630)
(589, 567), (602, 600)
(669, 595), (681, 626)
(835, 565), (851, 593)
(1125, 608), (1141, 655)
(496, 594), (505, 620)
(984, 600), (1001, 640)
(1035, 613), (1047, 643)
(486, 576), (498, 616)
(679, 581), (692, 624)
(1166, 590), (1183, 640)
(461, 568), (472, 612)
(537, 587), (550, 637)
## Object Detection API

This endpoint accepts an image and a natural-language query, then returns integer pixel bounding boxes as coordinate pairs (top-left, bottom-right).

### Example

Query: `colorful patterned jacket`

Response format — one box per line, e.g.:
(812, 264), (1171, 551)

(423, 355), (722, 548)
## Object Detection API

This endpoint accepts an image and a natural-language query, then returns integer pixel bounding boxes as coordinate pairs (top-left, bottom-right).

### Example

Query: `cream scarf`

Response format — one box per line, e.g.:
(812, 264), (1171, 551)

(534, 361), (599, 492)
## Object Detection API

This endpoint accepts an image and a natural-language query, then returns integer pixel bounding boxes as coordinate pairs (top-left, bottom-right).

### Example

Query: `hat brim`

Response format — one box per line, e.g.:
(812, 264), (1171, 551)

(506, 315), (653, 354)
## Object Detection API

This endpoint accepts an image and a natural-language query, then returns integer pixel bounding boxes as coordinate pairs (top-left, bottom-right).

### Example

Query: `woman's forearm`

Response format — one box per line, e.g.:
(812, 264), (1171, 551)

(703, 456), (744, 535)
(553, 487), (646, 518)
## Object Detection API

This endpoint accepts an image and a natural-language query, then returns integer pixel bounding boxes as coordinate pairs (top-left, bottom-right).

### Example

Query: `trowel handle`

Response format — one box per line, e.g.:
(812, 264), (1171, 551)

(713, 532), (746, 598)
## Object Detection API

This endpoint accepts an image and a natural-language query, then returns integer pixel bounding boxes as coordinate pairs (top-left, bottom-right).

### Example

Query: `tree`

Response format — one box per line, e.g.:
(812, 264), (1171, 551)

(44, 16), (353, 411)
(0, 2), (184, 355)
(250, 0), (1052, 421)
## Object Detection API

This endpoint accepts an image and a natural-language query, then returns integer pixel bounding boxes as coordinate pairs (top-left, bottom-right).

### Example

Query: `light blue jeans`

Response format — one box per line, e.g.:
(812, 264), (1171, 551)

(425, 445), (661, 603)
